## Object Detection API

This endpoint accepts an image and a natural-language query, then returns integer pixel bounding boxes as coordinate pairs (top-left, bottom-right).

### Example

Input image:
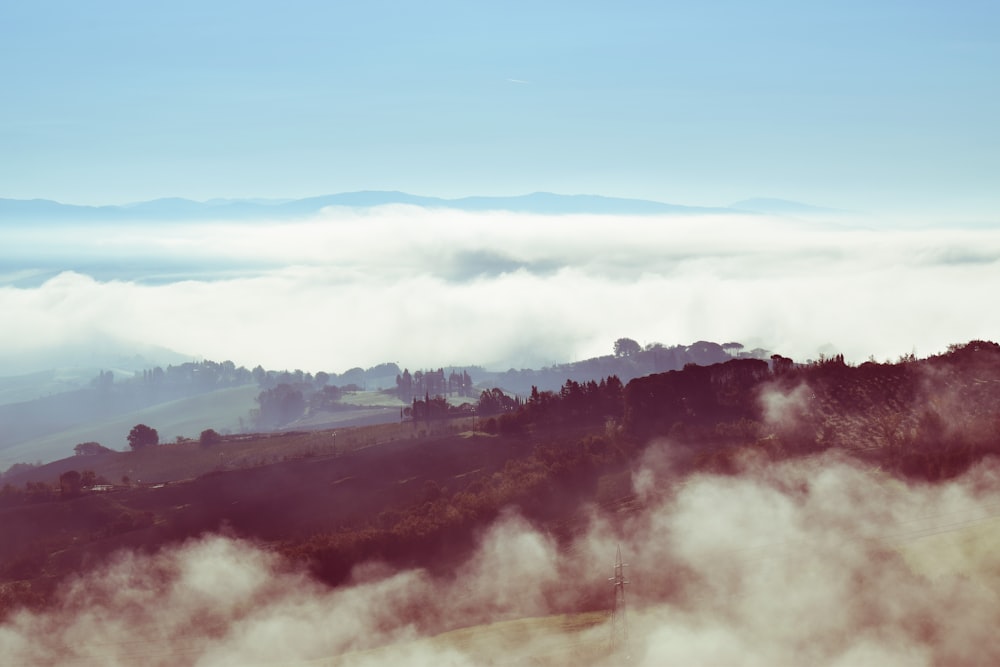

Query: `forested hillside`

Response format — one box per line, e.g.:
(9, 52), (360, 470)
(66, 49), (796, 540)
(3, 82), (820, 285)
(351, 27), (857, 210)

(0, 339), (757, 468)
(2, 340), (998, 621)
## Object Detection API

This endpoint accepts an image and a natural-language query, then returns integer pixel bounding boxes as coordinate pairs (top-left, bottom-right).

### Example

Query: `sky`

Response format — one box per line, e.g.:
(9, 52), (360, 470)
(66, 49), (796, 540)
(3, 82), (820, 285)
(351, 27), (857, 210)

(1, 2), (999, 375)
(2, 1), (999, 220)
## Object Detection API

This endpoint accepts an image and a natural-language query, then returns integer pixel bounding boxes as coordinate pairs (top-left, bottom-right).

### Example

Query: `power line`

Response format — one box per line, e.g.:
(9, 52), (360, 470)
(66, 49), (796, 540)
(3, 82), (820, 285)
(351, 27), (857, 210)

(609, 543), (630, 660)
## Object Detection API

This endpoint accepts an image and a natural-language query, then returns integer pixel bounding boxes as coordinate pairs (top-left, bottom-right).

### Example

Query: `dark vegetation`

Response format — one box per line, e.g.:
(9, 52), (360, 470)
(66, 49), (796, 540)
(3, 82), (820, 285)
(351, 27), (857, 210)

(0, 339), (756, 465)
(2, 340), (999, 620)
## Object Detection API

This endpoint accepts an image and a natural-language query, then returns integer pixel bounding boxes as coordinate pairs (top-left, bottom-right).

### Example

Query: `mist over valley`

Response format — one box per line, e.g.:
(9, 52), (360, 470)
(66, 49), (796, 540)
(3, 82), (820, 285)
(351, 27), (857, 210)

(5, 0), (999, 660)
(2, 197), (998, 377)
(3, 196), (1000, 664)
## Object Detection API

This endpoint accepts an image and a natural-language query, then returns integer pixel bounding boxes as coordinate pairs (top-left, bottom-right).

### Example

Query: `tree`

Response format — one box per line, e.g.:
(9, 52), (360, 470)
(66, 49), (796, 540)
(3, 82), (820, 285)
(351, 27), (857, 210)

(256, 384), (306, 428)
(722, 342), (745, 356)
(771, 354), (794, 375)
(199, 428), (223, 447)
(59, 470), (82, 498)
(127, 424), (159, 451)
(614, 337), (641, 358)
(74, 441), (112, 456)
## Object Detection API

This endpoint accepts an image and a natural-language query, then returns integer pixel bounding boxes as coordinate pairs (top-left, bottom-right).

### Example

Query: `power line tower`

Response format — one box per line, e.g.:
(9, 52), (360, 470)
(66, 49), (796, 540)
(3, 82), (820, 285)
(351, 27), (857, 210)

(609, 544), (630, 659)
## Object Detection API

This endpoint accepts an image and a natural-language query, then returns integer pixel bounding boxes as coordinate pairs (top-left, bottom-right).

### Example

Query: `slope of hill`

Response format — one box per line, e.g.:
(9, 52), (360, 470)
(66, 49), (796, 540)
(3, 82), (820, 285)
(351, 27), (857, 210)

(4, 340), (1000, 640)
(0, 339), (759, 470)
(0, 385), (261, 468)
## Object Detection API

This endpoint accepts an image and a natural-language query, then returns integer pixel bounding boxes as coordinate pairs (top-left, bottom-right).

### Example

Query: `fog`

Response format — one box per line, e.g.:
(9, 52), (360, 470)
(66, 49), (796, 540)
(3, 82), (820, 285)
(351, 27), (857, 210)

(4, 449), (1000, 665)
(2, 206), (999, 374)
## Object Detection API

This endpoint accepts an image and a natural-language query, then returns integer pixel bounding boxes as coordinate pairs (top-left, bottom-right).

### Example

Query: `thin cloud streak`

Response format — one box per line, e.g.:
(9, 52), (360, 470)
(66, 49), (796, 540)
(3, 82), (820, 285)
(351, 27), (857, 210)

(0, 207), (997, 373)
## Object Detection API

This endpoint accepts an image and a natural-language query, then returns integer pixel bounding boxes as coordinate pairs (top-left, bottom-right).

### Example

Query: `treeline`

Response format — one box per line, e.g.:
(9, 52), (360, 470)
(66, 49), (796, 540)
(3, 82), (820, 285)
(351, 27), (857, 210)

(478, 376), (626, 435)
(620, 341), (1000, 482)
(478, 339), (769, 395)
(283, 429), (629, 592)
(254, 383), (342, 429)
(136, 359), (254, 395)
(0, 359), (256, 450)
(395, 368), (475, 401)
(438, 340), (1000, 484)
(756, 340), (1000, 481)
(253, 362), (403, 392)
(403, 376), (626, 436)
(253, 363), (419, 429)
(623, 358), (771, 439)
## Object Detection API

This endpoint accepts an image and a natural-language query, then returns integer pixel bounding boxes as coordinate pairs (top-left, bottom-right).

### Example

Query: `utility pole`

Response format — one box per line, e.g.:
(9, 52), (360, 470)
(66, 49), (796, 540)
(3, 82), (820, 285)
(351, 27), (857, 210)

(609, 544), (630, 658)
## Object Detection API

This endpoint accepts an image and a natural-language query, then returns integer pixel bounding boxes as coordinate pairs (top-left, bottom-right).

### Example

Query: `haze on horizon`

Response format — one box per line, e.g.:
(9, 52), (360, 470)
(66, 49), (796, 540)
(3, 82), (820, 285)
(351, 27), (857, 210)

(1, 203), (999, 377)
(2, 1), (998, 374)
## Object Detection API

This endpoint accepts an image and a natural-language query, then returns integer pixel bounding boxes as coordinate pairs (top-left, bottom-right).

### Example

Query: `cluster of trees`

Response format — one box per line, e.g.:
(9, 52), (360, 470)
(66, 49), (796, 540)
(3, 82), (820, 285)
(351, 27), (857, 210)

(199, 428), (223, 447)
(395, 368), (474, 401)
(406, 394), (458, 422)
(480, 339), (770, 396)
(1, 479), (57, 506)
(1, 468), (112, 506)
(255, 384), (308, 428)
(57, 469), (110, 498)
(623, 359), (770, 439)
(284, 430), (627, 590)
(139, 359), (254, 393)
(476, 387), (521, 415)
(625, 341), (1000, 483)
(254, 381), (359, 429)
(254, 363), (402, 391)
(404, 375), (627, 434)
(473, 376), (625, 435)
(73, 441), (114, 456)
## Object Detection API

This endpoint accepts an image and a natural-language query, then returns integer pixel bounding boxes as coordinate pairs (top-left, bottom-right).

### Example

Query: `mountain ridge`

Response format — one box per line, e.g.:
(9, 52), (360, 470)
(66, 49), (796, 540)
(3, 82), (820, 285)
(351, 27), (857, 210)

(1, 191), (759, 222)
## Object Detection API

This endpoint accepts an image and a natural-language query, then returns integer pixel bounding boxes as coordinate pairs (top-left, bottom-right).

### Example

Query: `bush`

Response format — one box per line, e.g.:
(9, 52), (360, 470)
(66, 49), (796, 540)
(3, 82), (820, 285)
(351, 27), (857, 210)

(199, 429), (223, 447)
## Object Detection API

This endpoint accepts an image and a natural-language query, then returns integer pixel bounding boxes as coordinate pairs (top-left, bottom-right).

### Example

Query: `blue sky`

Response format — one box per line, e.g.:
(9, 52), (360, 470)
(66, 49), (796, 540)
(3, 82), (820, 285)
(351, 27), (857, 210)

(3, 1), (998, 219)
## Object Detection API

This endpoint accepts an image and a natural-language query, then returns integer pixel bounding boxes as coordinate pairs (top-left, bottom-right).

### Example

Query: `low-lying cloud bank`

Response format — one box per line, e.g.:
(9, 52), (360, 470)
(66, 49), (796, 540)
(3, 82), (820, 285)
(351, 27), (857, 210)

(1, 206), (999, 373)
(4, 450), (1000, 665)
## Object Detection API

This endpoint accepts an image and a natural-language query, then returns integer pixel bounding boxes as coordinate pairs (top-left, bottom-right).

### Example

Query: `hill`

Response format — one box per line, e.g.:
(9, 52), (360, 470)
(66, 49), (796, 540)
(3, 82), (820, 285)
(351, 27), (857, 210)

(0, 385), (262, 468)
(0, 339), (760, 470)
(3, 340), (1000, 663)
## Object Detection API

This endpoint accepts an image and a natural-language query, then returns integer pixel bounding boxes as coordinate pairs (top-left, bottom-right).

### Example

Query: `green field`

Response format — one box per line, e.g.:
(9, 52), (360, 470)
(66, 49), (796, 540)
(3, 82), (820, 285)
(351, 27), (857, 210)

(0, 385), (260, 468)
(340, 390), (408, 408)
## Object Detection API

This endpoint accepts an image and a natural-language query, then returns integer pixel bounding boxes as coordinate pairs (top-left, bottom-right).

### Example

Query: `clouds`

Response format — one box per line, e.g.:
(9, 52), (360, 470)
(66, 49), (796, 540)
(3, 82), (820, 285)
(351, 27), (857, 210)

(1, 206), (999, 374)
(5, 450), (1000, 665)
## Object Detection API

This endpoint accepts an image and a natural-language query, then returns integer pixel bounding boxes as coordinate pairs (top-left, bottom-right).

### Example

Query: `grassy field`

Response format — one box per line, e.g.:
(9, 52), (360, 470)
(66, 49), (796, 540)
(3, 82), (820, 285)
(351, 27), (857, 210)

(326, 611), (611, 666)
(7, 415), (478, 486)
(339, 390), (408, 408)
(2, 386), (473, 470)
(0, 385), (260, 468)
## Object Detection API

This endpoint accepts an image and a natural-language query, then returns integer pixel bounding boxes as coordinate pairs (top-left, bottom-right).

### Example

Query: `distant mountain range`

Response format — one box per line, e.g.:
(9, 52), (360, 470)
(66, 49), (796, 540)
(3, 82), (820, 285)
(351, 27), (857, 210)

(728, 198), (847, 216)
(0, 191), (838, 222)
